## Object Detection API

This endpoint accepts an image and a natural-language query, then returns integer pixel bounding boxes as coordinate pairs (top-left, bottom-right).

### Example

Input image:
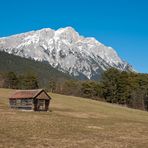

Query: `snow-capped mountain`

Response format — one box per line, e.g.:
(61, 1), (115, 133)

(0, 27), (133, 79)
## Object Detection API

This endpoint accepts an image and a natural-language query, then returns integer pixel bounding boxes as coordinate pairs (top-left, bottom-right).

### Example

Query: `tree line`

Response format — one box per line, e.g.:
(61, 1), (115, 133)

(49, 68), (148, 111)
(1, 69), (148, 111)
(0, 72), (39, 89)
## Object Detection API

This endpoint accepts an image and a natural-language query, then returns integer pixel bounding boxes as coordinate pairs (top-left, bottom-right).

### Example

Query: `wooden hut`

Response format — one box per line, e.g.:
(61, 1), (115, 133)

(9, 89), (51, 111)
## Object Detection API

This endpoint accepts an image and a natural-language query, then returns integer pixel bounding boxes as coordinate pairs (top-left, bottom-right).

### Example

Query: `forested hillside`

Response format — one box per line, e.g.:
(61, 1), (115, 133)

(0, 51), (73, 87)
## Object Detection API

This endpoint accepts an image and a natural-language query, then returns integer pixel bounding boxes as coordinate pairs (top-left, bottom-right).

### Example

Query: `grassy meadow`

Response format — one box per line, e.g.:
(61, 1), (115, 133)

(0, 88), (148, 148)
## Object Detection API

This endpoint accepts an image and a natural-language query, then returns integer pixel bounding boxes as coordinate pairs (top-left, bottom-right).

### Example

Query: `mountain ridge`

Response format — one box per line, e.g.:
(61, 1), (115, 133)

(0, 27), (134, 79)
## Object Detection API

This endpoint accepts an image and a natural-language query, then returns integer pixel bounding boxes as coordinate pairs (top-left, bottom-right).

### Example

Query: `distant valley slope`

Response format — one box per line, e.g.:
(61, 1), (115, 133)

(0, 27), (133, 79)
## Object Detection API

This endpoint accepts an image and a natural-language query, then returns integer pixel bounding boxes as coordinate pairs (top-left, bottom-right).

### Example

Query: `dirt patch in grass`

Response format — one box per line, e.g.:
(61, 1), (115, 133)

(87, 125), (104, 130)
(55, 110), (108, 119)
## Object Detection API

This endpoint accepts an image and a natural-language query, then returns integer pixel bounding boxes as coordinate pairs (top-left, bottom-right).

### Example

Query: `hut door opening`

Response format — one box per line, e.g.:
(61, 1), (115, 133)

(38, 100), (45, 111)
(34, 99), (49, 111)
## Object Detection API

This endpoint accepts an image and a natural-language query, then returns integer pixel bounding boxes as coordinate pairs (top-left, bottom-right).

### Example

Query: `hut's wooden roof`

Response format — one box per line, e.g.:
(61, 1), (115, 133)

(9, 89), (51, 100)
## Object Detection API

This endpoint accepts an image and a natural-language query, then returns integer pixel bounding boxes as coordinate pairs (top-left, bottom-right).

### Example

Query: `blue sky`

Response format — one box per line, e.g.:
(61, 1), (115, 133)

(0, 0), (148, 73)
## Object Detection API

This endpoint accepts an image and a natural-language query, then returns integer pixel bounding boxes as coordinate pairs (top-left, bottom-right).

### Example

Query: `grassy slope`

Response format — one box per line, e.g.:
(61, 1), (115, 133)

(0, 88), (148, 148)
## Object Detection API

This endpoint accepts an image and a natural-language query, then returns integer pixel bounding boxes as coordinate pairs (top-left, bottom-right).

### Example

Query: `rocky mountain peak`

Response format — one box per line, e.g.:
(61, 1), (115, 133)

(0, 27), (134, 79)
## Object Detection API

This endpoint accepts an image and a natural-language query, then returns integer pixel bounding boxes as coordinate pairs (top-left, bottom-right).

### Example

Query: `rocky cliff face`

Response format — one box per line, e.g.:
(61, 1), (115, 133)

(0, 27), (133, 79)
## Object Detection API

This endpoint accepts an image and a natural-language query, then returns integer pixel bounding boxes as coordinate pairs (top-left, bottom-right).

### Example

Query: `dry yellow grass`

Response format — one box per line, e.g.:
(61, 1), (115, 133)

(0, 88), (148, 148)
